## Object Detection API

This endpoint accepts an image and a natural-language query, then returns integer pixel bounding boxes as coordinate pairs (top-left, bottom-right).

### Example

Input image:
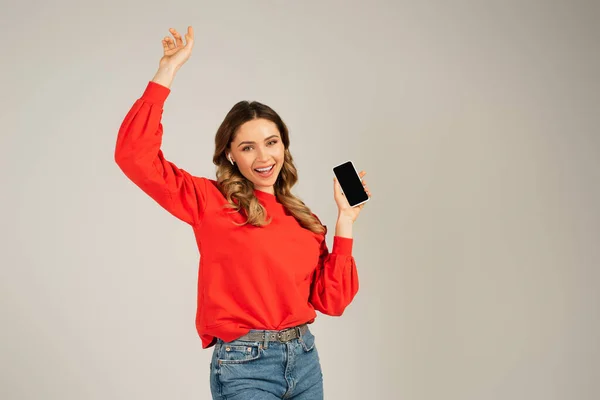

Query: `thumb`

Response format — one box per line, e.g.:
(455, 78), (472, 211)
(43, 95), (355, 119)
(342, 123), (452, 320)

(333, 177), (344, 199)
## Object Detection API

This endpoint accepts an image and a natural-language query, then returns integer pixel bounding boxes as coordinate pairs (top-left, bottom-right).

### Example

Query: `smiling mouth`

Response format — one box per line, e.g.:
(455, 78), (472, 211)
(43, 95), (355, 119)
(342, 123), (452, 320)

(254, 165), (275, 173)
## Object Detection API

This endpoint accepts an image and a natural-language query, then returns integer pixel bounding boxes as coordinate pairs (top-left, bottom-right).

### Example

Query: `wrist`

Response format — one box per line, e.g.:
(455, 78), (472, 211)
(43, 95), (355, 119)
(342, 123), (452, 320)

(335, 216), (353, 238)
(336, 215), (354, 225)
(158, 64), (179, 74)
(152, 65), (178, 88)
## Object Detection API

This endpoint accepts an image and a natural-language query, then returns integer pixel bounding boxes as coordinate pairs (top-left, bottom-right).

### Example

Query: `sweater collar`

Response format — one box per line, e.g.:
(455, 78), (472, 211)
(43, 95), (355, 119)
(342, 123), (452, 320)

(254, 188), (279, 204)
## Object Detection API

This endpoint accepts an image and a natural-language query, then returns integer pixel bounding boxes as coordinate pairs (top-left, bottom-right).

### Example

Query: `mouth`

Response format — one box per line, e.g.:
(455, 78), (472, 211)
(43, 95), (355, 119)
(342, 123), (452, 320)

(254, 164), (276, 178)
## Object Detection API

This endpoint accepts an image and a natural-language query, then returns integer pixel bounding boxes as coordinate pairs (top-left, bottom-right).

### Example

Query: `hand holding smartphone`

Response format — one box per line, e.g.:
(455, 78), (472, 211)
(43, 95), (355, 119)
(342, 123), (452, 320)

(332, 161), (370, 207)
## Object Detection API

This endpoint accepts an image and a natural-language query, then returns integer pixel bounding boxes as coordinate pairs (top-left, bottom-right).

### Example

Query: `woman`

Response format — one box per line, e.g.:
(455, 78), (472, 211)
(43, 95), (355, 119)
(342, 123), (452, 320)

(114, 26), (371, 400)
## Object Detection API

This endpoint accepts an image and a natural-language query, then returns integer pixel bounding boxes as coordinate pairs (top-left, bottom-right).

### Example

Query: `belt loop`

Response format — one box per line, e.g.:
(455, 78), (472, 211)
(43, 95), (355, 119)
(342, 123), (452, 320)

(262, 330), (269, 349)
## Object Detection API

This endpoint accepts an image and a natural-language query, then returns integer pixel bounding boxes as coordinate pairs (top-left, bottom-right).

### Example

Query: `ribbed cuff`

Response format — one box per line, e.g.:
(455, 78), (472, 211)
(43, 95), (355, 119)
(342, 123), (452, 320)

(141, 81), (171, 105)
(332, 236), (353, 256)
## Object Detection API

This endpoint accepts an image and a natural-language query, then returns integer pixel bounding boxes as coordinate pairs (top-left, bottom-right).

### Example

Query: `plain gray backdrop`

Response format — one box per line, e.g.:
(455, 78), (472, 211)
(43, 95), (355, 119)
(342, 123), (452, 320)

(1, 0), (599, 399)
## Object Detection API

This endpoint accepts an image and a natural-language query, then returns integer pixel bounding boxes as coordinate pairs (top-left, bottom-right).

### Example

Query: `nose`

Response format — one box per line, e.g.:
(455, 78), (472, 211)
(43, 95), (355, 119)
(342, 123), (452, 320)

(256, 146), (270, 162)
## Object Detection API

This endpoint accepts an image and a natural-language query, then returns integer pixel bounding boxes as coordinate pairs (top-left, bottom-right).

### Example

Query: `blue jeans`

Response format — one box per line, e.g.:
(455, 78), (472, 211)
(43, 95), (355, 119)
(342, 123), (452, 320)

(209, 327), (323, 399)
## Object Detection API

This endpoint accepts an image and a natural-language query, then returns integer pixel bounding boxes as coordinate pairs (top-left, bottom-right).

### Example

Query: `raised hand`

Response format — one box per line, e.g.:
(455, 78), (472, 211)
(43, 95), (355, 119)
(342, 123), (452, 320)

(334, 171), (371, 223)
(159, 26), (195, 71)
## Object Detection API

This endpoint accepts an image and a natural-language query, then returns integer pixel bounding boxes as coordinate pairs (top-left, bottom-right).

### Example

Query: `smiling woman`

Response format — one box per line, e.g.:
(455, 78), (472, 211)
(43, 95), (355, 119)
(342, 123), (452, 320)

(210, 101), (328, 233)
(114, 25), (371, 400)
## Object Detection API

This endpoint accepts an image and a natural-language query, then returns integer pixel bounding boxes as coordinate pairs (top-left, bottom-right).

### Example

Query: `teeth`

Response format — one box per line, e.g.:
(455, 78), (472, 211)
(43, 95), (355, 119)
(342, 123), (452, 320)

(256, 165), (274, 172)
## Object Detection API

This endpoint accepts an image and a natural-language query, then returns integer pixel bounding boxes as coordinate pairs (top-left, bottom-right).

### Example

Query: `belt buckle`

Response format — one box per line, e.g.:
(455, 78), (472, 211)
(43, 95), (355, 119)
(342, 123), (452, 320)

(277, 327), (297, 342)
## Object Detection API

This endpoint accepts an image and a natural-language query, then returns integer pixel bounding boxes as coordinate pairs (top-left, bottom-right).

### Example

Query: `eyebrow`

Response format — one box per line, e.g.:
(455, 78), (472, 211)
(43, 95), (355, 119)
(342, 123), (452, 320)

(237, 135), (280, 148)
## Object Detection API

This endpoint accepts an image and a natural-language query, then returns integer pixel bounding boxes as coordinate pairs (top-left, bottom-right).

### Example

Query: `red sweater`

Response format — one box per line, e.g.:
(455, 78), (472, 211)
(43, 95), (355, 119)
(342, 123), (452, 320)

(114, 81), (359, 348)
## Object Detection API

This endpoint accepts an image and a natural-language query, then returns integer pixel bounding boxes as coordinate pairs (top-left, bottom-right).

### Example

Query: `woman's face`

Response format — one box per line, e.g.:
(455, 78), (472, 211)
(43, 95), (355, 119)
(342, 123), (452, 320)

(228, 118), (285, 194)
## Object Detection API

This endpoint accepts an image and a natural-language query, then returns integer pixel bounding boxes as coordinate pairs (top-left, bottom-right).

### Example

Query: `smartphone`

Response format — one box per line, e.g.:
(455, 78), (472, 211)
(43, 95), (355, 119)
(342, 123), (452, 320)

(333, 161), (370, 207)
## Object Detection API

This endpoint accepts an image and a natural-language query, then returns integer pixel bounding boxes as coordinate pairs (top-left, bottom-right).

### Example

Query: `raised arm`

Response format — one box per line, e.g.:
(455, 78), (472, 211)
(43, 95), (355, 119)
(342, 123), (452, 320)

(114, 27), (206, 226)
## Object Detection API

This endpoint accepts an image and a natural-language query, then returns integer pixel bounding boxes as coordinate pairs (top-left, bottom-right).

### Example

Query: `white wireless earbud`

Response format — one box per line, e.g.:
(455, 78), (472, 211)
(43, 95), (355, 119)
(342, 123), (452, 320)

(228, 154), (234, 165)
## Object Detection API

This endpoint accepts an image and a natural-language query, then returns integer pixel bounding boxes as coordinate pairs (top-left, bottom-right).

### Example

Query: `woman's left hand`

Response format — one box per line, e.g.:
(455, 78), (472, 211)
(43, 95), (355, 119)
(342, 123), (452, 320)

(334, 171), (371, 223)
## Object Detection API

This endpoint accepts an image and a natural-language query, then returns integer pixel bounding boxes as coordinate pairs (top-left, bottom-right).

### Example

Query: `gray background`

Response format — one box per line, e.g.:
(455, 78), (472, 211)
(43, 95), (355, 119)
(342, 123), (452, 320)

(1, 0), (599, 399)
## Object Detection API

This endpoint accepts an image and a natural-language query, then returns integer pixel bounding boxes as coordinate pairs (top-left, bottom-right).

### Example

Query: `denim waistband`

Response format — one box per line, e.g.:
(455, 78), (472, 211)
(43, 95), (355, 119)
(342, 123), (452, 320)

(217, 324), (310, 346)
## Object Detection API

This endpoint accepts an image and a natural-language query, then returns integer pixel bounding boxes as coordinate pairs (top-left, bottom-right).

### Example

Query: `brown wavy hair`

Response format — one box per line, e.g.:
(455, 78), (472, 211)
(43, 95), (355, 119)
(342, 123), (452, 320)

(211, 100), (326, 235)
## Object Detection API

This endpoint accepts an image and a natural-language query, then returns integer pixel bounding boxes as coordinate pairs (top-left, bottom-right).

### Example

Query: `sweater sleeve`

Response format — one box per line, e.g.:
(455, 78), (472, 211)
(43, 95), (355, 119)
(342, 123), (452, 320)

(309, 235), (359, 316)
(114, 81), (207, 226)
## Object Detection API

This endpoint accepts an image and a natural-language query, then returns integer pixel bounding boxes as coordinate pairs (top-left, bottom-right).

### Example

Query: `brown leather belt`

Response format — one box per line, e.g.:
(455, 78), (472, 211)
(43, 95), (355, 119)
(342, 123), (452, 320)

(235, 324), (309, 343)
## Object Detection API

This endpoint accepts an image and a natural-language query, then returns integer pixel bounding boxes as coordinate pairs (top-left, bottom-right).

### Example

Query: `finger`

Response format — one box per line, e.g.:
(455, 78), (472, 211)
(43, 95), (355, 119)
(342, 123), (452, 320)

(361, 179), (370, 191)
(333, 177), (341, 194)
(162, 37), (172, 51)
(170, 28), (184, 48)
(164, 36), (175, 50)
(359, 171), (366, 178)
(362, 180), (371, 195)
(185, 26), (195, 47)
(333, 177), (345, 198)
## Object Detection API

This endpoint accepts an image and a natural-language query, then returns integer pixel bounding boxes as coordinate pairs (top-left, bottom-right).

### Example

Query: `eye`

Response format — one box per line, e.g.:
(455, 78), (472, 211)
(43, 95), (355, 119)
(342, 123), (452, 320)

(268, 140), (279, 146)
(242, 146), (252, 151)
